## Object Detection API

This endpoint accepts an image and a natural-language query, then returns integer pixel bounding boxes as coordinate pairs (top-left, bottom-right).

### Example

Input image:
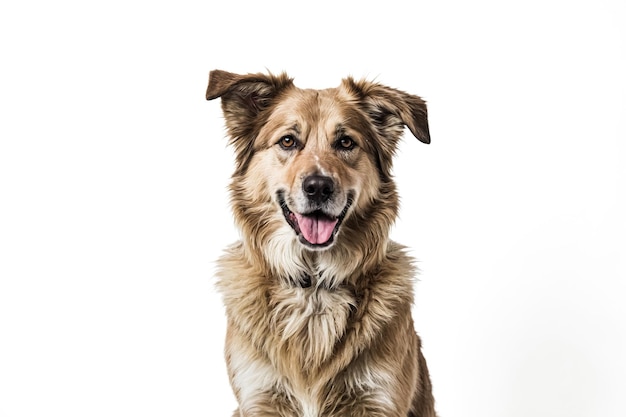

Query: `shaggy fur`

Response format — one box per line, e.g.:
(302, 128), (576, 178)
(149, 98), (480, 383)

(206, 69), (436, 417)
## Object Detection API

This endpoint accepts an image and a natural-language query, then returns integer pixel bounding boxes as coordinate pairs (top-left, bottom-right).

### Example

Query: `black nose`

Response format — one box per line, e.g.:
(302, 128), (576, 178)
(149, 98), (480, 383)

(302, 175), (334, 204)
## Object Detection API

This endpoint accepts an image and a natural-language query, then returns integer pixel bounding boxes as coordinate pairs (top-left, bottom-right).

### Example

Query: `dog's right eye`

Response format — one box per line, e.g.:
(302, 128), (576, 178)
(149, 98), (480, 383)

(278, 135), (297, 150)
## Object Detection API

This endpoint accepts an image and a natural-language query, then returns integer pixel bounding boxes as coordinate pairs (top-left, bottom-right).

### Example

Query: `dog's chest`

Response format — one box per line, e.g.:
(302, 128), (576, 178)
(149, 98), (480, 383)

(270, 285), (355, 368)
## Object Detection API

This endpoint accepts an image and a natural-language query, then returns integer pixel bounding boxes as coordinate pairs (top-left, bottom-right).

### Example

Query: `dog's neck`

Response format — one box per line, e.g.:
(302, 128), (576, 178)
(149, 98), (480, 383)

(279, 245), (386, 290)
(288, 270), (346, 290)
(244, 228), (388, 290)
(289, 272), (313, 288)
(284, 255), (337, 290)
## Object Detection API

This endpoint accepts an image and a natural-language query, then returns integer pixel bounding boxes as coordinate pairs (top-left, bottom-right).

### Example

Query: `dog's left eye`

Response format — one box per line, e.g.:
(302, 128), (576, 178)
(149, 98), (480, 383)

(278, 135), (297, 149)
(336, 136), (356, 150)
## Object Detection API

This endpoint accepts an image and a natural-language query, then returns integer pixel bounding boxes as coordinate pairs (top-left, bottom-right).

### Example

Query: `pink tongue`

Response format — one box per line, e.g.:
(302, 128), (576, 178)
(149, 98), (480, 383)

(294, 213), (338, 245)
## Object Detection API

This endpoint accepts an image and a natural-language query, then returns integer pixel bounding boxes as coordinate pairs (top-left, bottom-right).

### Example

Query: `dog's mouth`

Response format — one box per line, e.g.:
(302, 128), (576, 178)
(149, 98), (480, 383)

(278, 192), (353, 248)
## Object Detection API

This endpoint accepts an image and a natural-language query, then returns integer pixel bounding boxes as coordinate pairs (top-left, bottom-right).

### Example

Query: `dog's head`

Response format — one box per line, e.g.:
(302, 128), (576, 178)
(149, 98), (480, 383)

(207, 70), (429, 262)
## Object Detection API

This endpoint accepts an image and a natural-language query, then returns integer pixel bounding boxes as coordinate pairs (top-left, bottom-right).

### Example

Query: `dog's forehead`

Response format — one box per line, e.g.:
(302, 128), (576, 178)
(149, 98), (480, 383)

(280, 87), (340, 110)
(268, 86), (360, 131)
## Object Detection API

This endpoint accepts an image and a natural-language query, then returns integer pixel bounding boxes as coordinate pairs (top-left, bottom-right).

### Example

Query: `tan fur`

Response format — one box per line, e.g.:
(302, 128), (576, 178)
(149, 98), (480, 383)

(207, 70), (436, 417)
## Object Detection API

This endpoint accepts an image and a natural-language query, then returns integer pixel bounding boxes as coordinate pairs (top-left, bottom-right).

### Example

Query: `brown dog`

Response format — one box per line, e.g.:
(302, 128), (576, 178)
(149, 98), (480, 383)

(206, 70), (436, 417)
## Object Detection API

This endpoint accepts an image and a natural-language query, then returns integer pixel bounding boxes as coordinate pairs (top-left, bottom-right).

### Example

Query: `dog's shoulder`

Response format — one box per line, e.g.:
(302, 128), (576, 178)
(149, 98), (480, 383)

(345, 241), (417, 342)
(368, 240), (417, 300)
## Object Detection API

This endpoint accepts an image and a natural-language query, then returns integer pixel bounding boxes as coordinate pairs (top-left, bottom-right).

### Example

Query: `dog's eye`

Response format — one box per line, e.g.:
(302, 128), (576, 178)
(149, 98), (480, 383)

(337, 136), (356, 150)
(278, 135), (297, 150)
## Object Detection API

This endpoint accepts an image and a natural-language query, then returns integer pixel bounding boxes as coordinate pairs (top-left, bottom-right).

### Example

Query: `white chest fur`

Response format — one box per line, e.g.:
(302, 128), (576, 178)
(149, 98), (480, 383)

(269, 285), (356, 369)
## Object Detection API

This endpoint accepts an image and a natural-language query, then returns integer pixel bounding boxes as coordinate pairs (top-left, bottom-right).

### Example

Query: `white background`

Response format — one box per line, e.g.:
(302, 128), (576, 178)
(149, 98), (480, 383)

(1, 1), (625, 416)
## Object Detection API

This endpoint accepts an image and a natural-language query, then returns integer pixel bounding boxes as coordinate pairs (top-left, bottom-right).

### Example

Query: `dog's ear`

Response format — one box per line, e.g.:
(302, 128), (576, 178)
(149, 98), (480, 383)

(342, 78), (430, 180)
(206, 69), (293, 134)
(206, 70), (293, 173)
(342, 77), (430, 145)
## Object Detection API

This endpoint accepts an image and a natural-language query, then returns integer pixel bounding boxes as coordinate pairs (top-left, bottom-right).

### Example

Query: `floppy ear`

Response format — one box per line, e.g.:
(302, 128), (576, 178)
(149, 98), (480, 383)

(206, 69), (293, 104)
(206, 70), (293, 173)
(341, 77), (430, 181)
(342, 77), (430, 145)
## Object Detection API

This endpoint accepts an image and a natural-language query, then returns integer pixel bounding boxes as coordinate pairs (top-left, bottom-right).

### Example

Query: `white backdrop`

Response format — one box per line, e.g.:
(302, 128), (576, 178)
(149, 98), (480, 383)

(1, 1), (625, 416)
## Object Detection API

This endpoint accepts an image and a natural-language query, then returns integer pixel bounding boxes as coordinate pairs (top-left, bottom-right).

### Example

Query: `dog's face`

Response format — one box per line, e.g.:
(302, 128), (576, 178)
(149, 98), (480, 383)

(258, 88), (384, 249)
(207, 70), (429, 261)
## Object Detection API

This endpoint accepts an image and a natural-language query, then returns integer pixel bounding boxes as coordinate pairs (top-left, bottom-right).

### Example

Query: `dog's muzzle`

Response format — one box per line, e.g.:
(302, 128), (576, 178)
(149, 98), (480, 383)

(278, 175), (353, 249)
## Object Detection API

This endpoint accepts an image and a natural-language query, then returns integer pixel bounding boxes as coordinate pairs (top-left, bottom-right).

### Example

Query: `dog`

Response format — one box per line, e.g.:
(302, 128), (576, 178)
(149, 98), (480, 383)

(206, 70), (437, 417)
